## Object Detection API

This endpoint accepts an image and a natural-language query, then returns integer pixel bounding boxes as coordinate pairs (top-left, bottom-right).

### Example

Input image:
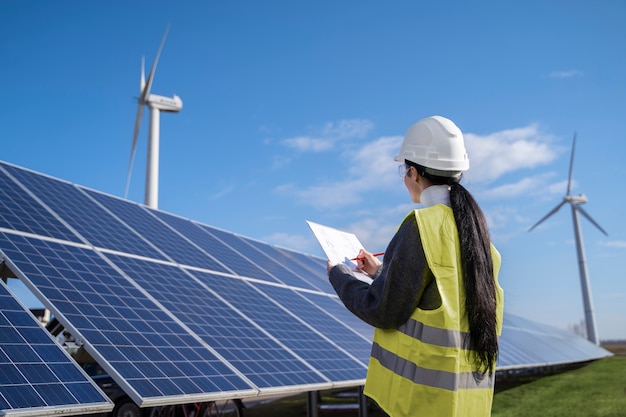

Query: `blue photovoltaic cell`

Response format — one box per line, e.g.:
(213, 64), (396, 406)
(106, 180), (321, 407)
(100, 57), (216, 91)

(146, 210), (240, 275)
(497, 329), (539, 367)
(275, 248), (337, 293)
(84, 190), (230, 274)
(191, 270), (367, 382)
(1, 163), (166, 261)
(234, 237), (327, 291)
(254, 285), (372, 365)
(0, 164), (81, 244)
(201, 229), (313, 288)
(105, 253), (326, 388)
(297, 291), (374, 346)
(0, 232), (253, 405)
(0, 280), (111, 414)
(190, 224), (284, 283)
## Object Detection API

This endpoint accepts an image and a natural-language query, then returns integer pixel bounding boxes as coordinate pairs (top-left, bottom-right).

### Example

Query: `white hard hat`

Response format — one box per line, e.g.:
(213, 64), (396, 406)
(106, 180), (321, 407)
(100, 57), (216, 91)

(394, 115), (469, 176)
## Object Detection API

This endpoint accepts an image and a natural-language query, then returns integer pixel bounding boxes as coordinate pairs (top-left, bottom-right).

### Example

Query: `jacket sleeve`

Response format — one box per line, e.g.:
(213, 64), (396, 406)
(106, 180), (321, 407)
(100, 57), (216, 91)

(328, 214), (429, 329)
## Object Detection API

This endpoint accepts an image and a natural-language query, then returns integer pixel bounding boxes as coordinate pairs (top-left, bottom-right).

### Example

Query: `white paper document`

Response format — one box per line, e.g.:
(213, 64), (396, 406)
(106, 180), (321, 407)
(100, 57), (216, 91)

(306, 220), (372, 283)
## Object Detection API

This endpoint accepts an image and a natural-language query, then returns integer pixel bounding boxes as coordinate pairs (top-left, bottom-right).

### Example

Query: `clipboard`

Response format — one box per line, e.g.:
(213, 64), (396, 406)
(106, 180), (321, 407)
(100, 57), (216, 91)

(306, 220), (372, 283)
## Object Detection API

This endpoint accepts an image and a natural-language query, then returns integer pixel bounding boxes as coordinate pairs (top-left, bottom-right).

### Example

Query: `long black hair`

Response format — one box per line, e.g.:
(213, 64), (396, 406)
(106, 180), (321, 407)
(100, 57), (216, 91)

(406, 160), (498, 374)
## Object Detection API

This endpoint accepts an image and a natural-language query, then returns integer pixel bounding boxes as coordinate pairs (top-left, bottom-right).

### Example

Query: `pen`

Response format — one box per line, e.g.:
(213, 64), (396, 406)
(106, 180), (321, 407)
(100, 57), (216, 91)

(351, 252), (384, 261)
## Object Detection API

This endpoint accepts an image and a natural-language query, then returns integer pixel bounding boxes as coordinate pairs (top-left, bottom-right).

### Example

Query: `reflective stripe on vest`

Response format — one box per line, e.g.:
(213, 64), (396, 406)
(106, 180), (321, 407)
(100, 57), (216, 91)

(371, 342), (494, 391)
(397, 317), (468, 349)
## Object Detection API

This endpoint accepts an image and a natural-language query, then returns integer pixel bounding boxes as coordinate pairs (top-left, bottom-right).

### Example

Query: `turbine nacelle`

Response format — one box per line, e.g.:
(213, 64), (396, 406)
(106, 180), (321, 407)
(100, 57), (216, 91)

(146, 94), (183, 112)
(566, 194), (588, 205)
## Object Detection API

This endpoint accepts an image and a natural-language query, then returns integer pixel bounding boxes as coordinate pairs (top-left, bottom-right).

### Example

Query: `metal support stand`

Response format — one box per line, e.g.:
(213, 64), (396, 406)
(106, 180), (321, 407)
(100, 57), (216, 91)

(307, 391), (319, 417)
(358, 386), (368, 417)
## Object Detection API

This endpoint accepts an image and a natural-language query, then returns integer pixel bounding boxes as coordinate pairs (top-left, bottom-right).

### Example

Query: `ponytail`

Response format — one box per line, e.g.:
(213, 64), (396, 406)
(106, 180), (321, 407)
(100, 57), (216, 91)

(450, 182), (498, 374)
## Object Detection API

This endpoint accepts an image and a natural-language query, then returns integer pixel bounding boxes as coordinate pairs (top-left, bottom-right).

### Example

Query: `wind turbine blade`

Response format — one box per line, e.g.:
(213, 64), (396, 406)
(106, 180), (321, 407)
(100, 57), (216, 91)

(141, 24), (170, 101)
(576, 206), (609, 236)
(140, 56), (146, 93)
(125, 103), (145, 198)
(528, 201), (567, 232)
(566, 132), (576, 196)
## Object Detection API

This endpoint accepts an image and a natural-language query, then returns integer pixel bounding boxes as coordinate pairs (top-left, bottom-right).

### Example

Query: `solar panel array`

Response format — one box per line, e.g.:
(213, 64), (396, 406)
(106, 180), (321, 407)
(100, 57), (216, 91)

(498, 314), (610, 370)
(0, 160), (612, 414)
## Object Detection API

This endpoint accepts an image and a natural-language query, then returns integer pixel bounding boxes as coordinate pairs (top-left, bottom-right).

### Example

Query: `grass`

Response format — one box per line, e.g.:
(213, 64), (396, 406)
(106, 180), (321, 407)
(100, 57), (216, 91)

(491, 356), (626, 417)
(242, 346), (626, 417)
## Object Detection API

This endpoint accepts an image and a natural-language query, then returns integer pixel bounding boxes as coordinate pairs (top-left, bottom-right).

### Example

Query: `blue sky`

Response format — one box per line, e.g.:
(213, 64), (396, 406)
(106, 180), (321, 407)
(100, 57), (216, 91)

(2, 1), (625, 341)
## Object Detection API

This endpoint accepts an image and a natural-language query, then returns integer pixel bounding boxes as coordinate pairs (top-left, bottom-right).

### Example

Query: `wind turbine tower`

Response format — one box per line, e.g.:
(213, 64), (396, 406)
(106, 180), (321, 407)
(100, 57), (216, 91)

(125, 26), (182, 209)
(528, 133), (607, 345)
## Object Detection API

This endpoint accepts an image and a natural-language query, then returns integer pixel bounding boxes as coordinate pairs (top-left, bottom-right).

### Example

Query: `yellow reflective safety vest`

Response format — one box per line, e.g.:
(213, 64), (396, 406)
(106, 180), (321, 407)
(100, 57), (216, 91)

(364, 205), (504, 417)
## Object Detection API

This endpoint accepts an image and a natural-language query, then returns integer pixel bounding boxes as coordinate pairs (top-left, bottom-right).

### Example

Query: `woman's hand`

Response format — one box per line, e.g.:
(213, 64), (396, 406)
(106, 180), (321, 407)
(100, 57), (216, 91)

(354, 249), (382, 276)
(326, 260), (334, 276)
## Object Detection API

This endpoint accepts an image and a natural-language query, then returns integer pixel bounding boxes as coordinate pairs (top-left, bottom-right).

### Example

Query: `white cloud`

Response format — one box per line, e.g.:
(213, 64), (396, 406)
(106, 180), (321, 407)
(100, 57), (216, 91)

(348, 136), (402, 178)
(479, 172), (562, 200)
(271, 154), (292, 170)
(480, 176), (543, 199)
(344, 214), (402, 252)
(483, 205), (528, 242)
(263, 232), (316, 253)
(547, 69), (584, 79)
(603, 240), (626, 249)
(281, 119), (374, 152)
(276, 135), (402, 209)
(464, 124), (559, 183)
(282, 136), (333, 152)
(548, 179), (570, 195)
(276, 179), (361, 210)
(320, 119), (374, 139)
(208, 183), (235, 200)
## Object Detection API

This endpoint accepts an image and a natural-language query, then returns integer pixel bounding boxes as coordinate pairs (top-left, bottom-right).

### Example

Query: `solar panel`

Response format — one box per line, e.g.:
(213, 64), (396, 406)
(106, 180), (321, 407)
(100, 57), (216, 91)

(0, 159), (613, 414)
(0, 279), (112, 416)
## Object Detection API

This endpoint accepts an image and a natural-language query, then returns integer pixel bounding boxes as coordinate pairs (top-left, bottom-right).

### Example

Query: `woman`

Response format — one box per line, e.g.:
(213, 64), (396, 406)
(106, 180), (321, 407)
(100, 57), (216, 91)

(327, 116), (504, 417)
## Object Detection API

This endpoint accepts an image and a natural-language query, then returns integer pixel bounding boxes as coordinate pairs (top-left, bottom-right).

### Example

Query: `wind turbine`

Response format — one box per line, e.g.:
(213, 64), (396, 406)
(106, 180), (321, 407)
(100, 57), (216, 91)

(124, 25), (183, 209)
(528, 133), (607, 345)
